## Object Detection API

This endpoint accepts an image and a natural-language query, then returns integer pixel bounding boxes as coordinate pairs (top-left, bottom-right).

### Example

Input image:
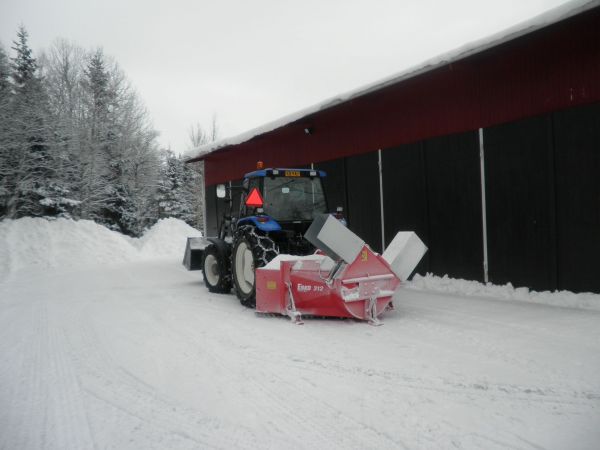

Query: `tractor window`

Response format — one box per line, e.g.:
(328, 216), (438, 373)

(263, 177), (327, 221)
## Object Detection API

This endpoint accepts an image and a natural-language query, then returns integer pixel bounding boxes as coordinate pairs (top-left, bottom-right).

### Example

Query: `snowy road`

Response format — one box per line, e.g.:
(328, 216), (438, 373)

(1, 259), (599, 449)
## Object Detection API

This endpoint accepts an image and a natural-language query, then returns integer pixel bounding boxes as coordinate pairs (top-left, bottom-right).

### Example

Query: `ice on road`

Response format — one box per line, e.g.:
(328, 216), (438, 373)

(1, 259), (599, 449)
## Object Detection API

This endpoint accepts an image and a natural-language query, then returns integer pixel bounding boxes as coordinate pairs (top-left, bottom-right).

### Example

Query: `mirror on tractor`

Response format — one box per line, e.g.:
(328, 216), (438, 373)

(216, 184), (226, 198)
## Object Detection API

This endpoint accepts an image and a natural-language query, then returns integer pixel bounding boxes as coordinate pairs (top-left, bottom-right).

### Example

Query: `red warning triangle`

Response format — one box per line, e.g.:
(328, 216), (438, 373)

(245, 187), (264, 207)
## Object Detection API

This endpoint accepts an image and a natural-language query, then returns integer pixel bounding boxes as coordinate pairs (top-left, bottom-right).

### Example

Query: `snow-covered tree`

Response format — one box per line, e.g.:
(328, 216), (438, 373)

(74, 48), (113, 223)
(11, 26), (36, 87)
(0, 45), (10, 94)
(156, 149), (197, 225)
(101, 61), (161, 235)
(0, 45), (12, 217)
(0, 26), (163, 235)
(37, 39), (86, 217)
(0, 26), (56, 218)
(44, 45), (161, 234)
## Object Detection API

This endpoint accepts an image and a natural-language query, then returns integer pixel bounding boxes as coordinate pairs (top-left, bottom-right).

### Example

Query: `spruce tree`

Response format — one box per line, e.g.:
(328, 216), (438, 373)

(0, 46), (10, 94)
(0, 45), (11, 217)
(2, 26), (54, 218)
(78, 48), (114, 225)
(11, 26), (37, 88)
(155, 150), (198, 226)
(39, 40), (86, 218)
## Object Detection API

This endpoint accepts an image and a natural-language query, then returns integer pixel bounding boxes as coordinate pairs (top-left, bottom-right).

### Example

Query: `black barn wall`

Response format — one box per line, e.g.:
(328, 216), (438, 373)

(554, 102), (600, 293)
(345, 152), (383, 253)
(423, 132), (484, 281)
(381, 142), (430, 276)
(484, 115), (558, 291)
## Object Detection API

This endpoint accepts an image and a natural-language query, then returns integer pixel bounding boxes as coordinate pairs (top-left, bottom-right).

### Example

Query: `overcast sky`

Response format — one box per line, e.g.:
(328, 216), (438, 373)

(1, 0), (570, 153)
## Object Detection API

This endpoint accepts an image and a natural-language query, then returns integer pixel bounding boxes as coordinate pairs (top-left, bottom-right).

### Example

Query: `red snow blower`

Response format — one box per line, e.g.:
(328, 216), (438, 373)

(255, 214), (427, 324)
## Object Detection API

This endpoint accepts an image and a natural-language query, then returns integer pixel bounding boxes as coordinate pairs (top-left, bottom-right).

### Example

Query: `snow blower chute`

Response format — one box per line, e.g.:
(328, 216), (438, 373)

(255, 214), (427, 324)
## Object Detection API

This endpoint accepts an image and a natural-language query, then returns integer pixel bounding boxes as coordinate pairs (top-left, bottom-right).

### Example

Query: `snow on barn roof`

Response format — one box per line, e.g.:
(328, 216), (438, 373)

(187, 0), (599, 162)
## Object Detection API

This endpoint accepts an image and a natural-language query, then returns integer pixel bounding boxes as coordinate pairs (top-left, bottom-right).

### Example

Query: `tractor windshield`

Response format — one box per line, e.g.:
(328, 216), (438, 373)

(263, 176), (327, 221)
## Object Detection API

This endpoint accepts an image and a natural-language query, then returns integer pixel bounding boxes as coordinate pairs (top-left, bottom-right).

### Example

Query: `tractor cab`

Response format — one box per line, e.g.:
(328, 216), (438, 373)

(234, 168), (328, 254)
(186, 163), (345, 308)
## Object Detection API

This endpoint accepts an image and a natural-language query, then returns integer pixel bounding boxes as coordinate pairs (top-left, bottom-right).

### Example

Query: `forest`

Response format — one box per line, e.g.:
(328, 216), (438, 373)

(0, 26), (206, 236)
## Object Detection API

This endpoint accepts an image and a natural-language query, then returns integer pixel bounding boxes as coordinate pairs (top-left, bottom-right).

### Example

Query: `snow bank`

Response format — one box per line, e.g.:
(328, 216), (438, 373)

(406, 273), (600, 312)
(0, 217), (202, 277)
(137, 218), (202, 260)
(0, 218), (138, 275)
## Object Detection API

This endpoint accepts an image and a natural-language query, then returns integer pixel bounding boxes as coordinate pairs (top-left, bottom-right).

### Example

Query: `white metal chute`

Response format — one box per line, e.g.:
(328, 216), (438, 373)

(304, 214), (364, 264)
(382, 232), (428, 281)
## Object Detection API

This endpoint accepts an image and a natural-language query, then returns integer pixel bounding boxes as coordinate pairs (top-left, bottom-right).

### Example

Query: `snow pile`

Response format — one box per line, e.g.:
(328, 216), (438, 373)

(137, 218), (202, 260)
(0, 217), (138, 275)
(406, 273), (600, 311)
(0, 217), (201, 277)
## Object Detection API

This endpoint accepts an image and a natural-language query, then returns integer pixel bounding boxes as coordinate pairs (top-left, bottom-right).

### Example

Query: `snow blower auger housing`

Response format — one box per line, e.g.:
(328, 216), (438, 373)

(255, 214), (427, 324)
(183, 165), (343, 307)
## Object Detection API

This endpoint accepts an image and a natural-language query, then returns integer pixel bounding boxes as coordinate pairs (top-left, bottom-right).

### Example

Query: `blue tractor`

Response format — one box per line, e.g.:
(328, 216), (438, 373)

(183, 166), (344, 307)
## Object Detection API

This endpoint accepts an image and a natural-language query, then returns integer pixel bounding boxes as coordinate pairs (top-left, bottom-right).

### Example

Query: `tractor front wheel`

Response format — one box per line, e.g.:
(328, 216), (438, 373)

(232, 226), (278, 308)
(202, 244), (231, 293)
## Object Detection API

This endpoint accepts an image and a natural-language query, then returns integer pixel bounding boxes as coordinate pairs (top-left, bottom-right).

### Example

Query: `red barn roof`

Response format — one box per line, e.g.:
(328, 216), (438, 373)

(189, 1), (600, 186)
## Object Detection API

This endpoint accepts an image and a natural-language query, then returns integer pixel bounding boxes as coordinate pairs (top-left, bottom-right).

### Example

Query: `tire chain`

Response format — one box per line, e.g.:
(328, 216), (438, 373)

(233, 225), (279, 267)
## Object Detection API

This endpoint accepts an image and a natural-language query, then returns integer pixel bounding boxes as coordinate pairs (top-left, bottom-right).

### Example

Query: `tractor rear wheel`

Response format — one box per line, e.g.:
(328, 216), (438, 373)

(232, 226), (278, 308)
(202, 244), (231, 293)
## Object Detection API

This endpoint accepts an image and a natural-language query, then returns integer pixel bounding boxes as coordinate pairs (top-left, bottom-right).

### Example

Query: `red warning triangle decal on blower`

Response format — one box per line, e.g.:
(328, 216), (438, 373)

(245, 187), (264, 207)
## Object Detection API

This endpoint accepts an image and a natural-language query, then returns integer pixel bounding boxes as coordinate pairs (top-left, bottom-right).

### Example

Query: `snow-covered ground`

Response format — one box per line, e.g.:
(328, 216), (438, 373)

(1, 218), (599, 449)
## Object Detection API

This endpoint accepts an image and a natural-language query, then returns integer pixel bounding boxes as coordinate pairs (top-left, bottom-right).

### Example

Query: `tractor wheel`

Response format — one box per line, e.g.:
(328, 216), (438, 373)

(202, 244), (232, 293)
(232, 226), (279, 308)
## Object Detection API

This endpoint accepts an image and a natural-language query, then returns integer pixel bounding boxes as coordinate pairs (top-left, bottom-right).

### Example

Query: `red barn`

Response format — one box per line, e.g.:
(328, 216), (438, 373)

(189, 2), (600, 293)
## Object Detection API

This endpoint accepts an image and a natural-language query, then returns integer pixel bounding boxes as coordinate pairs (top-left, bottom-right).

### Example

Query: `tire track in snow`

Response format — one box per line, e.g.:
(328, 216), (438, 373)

(402, 296), (600, 353)
(170, 304), (598, 450)
(258, 356), (561, 450)
(247, 351), (516, 450)
(166, 304), (489, 449)
(25, 299), (49, 450)
(252, 362), (411, 450)
(66, 300), (257, 450)
(398, 305), (600, 399)
(163, 309), (408, 450)
(0, 298), (97, 450)
(4, 300), (49, 450)
(71, 310), (217, 449)
(173, 301), (599, 409)
(146, 305), (325, 449)
(157, 308), (359, 448)
(257, 353), (600, 407)
(166, 283), (600, 449)
(44, 303), (96, 450)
